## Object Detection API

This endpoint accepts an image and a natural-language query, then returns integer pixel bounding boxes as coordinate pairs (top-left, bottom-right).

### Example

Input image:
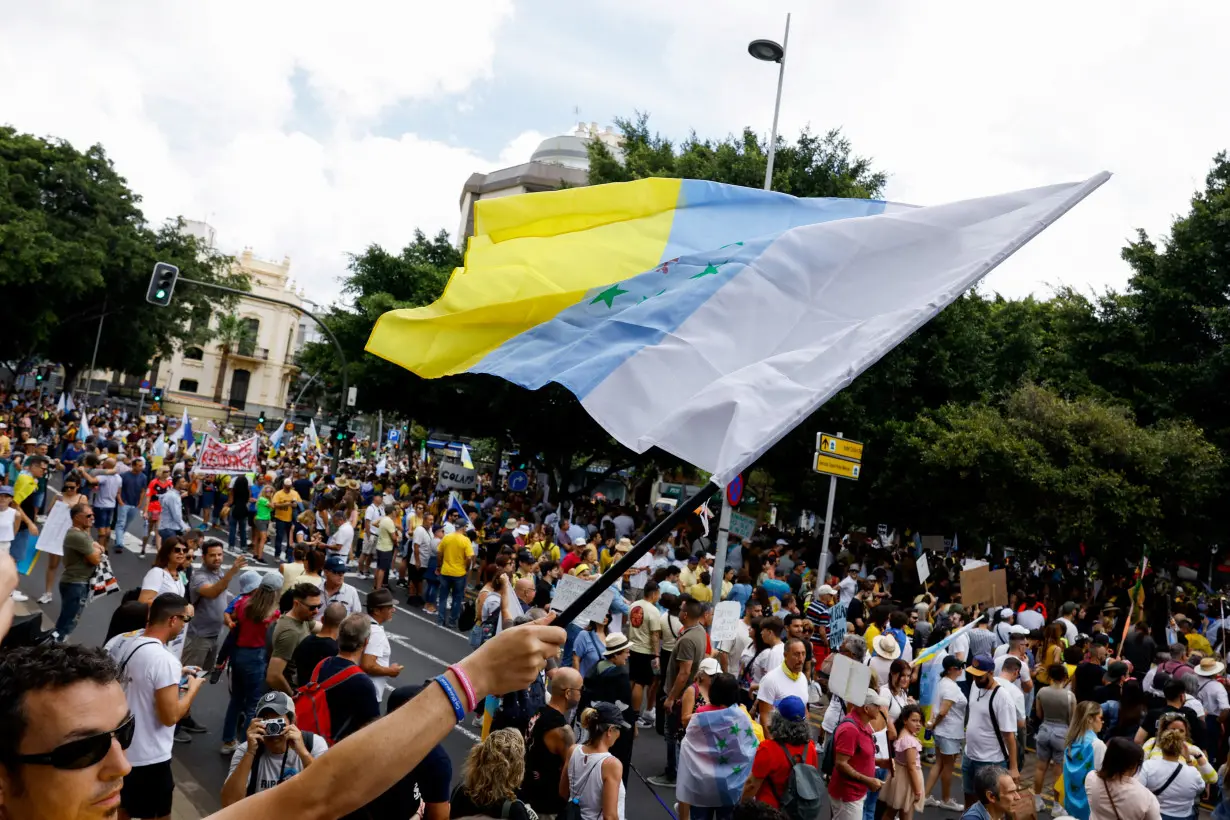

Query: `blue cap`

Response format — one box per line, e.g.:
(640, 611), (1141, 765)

(966, 654), (996, 677)
(775, 695), (807, 723)
(236, 570), (261, 595)
(0, 486), (13, 496)
(324, 555), (348, 574)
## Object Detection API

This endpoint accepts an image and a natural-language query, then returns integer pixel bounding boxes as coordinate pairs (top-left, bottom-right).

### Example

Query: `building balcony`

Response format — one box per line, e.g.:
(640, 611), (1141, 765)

(230, 346), (269, 363)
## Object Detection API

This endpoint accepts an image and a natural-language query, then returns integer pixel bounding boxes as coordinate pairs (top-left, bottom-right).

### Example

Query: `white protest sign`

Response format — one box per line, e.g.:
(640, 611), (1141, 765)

(144, 414), (158, 424)
(828, 653), (871, 707)
(728, 512), (756, 540)
(438, 464), (477, 491)
(709, 601), (742, 642)
(34, 501), (73, 556)
(550, 573), (616, 625)
(917, 553), (931, 585)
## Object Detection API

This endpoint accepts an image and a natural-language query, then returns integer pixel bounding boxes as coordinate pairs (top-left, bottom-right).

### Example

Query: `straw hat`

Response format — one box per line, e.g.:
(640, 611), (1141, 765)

(872, 634), (902, 661)
(1195, 657), (1226, 677)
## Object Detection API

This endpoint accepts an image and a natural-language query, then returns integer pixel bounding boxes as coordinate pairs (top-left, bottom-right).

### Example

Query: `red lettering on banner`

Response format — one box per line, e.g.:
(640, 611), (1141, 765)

(194, 436), (260, 475)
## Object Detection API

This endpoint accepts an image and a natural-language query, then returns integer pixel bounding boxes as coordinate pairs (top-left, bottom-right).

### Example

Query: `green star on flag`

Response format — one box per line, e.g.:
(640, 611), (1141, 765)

(718, 755), (729, 765)
(590, 284), (628, 308)
(716, 737), (728, 750)
(731, 765), (743, 775)
(690, 263), (721, 280)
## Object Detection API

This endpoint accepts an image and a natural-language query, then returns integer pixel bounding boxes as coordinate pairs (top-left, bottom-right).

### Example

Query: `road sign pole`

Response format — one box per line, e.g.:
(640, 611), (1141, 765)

(815, 431), (841, 596)
(710, 496), (732, 603)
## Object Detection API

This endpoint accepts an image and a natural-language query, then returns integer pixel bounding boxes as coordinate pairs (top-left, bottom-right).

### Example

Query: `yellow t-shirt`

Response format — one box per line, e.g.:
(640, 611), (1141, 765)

(438, 531), (474, 578)
(0, 435), (10, 456)
(376, 517), (397, 552)
(865, 624), (883, 644)
(531, 543), (561, 563)
(679, 566), (697, 590)
(689, 583), (713, 602)
(272, 489), (300, 522)
(1186, 632), (1214, 656)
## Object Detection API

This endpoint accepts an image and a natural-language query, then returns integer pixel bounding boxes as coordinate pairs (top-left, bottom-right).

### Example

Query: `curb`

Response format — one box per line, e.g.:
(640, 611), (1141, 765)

(171, 756), (218, 820)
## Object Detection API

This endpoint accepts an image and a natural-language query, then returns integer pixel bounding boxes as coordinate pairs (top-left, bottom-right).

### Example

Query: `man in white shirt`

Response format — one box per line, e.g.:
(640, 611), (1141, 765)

(992, 655), (1028, 771)
(320, 556), (363, 619)
(963, 654), (1020, 804)
(755, 638), (810, 732)
(838, 565), (859, 606)
(1054, 603), (1080, 645)
(1192, 658), (1230, 723)
(326, 510), (355, 562)
(361, 589), (402, 699)
(358, 500), (382, 580)
(105, 593), (205, 820)
(612, 508), (636, 539)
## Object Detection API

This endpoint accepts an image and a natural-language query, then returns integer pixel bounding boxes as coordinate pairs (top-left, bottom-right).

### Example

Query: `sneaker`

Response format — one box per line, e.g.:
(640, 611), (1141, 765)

(37, 593), (53, 604)
(925, 797), (942, 809)
(173, 729), (192, 744)
(10, 590), (28, 602)
(180, 716), (207, 734)
(637, 714), (654, 728)
(220, 740), (238, 755)
(942, 800), (964, 812)
(1034, 795), (1045, 814)
(646, 774), (676, 788)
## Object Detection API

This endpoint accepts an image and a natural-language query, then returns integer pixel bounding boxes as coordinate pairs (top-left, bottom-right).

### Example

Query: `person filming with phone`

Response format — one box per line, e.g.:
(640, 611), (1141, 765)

(222, 691), (329, 805)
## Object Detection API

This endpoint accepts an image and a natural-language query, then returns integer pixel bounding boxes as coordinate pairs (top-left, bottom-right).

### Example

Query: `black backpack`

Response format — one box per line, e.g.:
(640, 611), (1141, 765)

(820, 717), (855, 780)
(769, 742), (824, 820)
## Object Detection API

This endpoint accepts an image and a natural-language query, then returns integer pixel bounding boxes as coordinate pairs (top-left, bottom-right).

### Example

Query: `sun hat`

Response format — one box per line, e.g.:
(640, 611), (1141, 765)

(872, 634), (902, 661)
(1195, 657), (1226, 677)
(604, 633), (631, 656)
(259, 572), (283, 591)
(237, 569), (262, 595)
(615, 537), (633, 553)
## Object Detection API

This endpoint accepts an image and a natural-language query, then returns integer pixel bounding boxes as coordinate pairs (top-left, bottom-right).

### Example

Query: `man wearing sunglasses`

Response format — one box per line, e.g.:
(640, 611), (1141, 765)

(266, 583), (323, 696)
(103, 593), (204, 820)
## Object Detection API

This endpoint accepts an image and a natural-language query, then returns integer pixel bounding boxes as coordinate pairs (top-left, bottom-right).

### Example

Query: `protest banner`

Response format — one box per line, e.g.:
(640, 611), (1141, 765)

(728, 511), (756, 540)
(709, 601), (742, 642)
(550, 574), (615, 625)
(193, 435), (260, 475)
(438, 463), (477, 491)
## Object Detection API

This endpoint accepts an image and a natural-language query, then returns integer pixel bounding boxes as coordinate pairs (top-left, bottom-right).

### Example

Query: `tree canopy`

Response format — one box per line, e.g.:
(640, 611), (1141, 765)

(0, 127), (246, 385)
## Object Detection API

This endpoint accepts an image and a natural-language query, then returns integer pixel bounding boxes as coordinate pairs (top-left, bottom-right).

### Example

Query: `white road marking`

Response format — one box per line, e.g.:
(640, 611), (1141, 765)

(385, 632), (482, 742)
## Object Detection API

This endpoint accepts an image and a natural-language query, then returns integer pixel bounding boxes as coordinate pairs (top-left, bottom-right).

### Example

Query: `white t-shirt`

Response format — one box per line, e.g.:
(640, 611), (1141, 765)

(838, 575), (857, 606)
(750, 647), (775, 684)
(934, 677), (968, 739)
(949, 632), (970, 681)
(716, 622), (753, 677)
(993, 677), (1027, 725)
(0, 507), (16, 542)
(1016, 609), (1045, 631)
(364, 618), (392, 697)
(228, 735), (330, 792)
(327, 522), (354, 556)
(756, 665), (810, 706)
(1136, 759), (1205, 817)
(1055, 617), (1079, 645)
(993, 654), (1032, 693)
(320, 583), (362, 619)
(105, 633), (181, 766)
(612, 514), (635, 539)
(412, 526), (433, 565)
(1194, 675), (1230, 716)
(628, 551), (653, 590)
(881, 686), (911, 723)
(364, 504), (382, 538)
(141, 568), (187, 659)
(965, 682), (1019, 762)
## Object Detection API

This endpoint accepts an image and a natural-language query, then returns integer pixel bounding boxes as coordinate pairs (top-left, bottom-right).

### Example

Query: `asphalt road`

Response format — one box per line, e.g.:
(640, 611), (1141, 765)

(13, 515), (683, 819)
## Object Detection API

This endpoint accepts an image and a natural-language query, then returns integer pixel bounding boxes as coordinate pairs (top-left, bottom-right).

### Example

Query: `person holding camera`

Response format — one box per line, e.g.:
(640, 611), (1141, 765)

(221, 691), (329, 805)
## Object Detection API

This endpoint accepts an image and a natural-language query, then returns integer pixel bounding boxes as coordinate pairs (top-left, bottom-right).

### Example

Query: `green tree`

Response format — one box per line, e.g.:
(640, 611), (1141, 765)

(0, 127), (247, 385)
(211, 314), (256, 404)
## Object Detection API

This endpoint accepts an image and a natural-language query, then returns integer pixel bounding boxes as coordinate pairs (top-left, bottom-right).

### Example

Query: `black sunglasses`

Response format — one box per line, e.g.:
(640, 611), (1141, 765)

(13, 714), (135, 769)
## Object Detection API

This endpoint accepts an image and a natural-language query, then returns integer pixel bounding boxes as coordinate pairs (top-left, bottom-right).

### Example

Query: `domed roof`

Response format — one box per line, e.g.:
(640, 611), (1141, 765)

(530, 135), (592, 170)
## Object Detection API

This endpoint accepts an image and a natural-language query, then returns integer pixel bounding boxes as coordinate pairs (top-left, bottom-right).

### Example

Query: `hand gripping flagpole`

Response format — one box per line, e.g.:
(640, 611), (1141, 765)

(554, 481), (721, 627)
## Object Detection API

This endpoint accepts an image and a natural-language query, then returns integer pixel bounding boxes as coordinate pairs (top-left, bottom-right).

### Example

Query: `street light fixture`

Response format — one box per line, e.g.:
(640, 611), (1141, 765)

(748, 13), (791, 191)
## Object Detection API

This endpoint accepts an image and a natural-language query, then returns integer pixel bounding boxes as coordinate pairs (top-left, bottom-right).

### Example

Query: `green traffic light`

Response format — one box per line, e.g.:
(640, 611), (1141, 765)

(155, 289), (166, 299)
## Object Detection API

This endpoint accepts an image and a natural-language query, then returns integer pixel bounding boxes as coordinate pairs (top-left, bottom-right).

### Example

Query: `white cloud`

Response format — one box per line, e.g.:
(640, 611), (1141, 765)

(0, 0), (516, 302)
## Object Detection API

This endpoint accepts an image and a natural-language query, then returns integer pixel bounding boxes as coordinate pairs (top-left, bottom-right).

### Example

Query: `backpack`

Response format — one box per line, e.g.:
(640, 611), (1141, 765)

(771, 741), (824, 820)
(820, 717), (856, 780)
(293, 659), (364, 744)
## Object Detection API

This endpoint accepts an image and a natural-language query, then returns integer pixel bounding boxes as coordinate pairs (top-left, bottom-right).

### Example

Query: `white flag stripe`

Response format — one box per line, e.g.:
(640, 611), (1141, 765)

(581, 174), (1109, 484)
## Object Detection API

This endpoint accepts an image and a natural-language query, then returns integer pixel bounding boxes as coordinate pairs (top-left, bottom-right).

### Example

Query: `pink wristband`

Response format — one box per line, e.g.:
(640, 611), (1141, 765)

(448, 664), (477, 712)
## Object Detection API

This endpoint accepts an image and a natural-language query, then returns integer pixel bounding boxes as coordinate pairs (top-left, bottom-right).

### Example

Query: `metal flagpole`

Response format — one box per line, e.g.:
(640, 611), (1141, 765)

(710, 494), (732, 603)
(814, 431), (841, 594)
(84, 296), (107, 402)
(762, 13), (790, 192)
(555, 481), (721, 626)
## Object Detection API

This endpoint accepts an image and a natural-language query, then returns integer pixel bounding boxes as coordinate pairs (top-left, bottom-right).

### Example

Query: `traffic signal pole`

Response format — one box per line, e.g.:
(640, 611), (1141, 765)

(175, 277), (348, 475)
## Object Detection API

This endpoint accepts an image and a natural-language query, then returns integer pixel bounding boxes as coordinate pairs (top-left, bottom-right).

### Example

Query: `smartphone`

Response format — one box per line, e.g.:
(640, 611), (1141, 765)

(263, 717), (286, 737)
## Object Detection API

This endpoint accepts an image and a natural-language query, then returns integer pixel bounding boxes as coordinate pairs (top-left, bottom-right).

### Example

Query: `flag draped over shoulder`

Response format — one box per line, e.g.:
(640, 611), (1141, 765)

(367, 175), (1108, 484)
(676, 706), (759, 808)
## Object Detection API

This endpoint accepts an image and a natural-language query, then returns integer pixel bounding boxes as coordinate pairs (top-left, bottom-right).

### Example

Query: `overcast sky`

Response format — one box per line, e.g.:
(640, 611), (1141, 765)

(3, 1), (1227, 305)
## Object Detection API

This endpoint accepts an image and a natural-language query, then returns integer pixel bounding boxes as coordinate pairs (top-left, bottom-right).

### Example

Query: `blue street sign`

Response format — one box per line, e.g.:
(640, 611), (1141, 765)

(508, 470), (529, 492)
(140, 379), (151, 390)
(387, 429), (399, 443)
(726, 473), (744, 507)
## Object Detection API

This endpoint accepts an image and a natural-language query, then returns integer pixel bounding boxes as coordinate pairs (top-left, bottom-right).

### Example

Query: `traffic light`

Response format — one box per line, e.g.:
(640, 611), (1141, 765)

(257, 412), (266, 425)
(146, 262), (180, 307)
(35, 368), (43, 383)
(152, 387), (163, 402)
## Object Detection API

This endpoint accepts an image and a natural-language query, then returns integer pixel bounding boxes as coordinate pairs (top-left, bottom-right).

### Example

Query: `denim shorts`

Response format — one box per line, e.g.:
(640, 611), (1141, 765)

(935, 735), (963, 756)
(962, 755), (1007, 796)
(1035, 721), (1067, 763)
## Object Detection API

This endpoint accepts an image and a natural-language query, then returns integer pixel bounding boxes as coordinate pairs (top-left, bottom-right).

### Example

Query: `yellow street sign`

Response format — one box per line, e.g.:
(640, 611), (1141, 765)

(818, 434), (864, 462)
(814, 452), (861, 480)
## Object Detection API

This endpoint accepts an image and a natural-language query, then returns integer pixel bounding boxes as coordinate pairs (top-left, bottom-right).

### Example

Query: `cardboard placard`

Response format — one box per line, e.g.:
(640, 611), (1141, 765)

(438, 464), (477, 491)
(828, 653), (871, 707)
(988, 568), (1009, 607)
(916, 553), (931, 585)
(921, 535), (947, 553)
(728, 511), (756, 540)
(709, 601), (742, 642)
(960, 564), (991, 606)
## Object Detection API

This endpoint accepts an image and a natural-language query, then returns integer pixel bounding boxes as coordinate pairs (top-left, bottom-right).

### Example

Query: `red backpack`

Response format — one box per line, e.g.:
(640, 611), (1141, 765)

(294, 659), (364, 744)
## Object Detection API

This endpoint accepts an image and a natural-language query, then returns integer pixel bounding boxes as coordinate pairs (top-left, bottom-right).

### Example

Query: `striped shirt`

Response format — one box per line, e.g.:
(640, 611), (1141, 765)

(966, 626), (1001, 660)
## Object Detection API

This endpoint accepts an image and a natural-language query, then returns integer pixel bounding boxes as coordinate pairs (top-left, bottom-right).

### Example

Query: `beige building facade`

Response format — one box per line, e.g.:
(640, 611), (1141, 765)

(154, 237), (307, 420)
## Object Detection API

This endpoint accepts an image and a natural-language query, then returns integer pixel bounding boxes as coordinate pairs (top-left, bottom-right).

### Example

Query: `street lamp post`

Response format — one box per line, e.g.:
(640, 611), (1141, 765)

(748, 12), (791, 192)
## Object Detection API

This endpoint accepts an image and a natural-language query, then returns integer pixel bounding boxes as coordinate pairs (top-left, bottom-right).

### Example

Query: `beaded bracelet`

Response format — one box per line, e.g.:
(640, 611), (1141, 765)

(447, 664), (477, 713)
(432, 674), (465, 723)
